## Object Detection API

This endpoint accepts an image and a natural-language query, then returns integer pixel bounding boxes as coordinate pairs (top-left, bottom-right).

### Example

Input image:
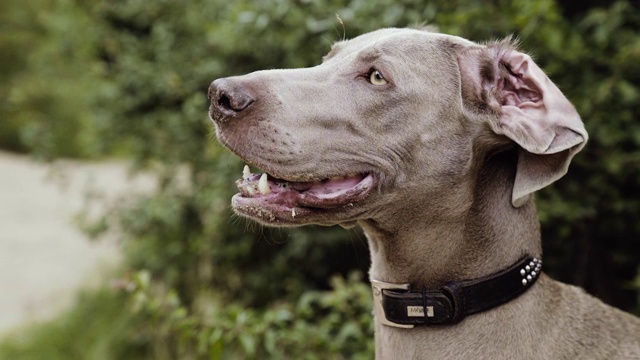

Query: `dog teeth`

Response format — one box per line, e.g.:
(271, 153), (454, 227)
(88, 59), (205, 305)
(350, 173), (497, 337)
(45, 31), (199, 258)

(243, 165), (251, 179)
(258, 173), (271, 195)
(291, 207), (296, 218)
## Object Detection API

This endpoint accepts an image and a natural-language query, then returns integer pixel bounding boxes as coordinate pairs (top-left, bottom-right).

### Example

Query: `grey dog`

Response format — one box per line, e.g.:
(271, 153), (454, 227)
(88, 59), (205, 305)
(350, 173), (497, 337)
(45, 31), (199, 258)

(209, 28), (640, 359)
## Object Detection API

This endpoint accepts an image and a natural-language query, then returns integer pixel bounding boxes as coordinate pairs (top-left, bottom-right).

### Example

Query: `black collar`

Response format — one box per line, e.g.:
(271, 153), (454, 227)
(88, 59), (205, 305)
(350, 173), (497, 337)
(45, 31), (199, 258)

(371, 256), (542, 328)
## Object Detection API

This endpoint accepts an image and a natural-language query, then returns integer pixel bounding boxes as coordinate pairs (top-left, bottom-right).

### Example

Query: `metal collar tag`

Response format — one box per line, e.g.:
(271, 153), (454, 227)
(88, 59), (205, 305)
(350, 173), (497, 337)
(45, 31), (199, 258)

(370, 279), (414, 329)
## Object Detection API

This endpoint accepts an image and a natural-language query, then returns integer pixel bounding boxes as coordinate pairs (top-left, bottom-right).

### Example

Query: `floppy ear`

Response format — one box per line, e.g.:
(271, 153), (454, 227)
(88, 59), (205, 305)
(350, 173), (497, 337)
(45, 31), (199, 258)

(457, 38), (588, 207)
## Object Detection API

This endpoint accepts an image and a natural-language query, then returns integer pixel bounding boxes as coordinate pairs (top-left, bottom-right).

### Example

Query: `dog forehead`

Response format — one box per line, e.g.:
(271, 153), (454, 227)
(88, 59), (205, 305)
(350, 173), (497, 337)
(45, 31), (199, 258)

(327, 28), (478, 61)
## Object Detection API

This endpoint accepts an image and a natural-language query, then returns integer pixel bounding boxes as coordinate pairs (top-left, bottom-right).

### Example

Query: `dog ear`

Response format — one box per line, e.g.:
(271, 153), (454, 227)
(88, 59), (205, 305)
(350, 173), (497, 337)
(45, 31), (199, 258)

(457, 38), (588, 207)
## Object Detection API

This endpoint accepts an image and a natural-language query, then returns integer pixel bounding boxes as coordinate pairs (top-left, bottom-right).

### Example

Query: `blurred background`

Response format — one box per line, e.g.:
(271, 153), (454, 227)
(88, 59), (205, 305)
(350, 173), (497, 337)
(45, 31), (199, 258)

(0, 0), (639, 358)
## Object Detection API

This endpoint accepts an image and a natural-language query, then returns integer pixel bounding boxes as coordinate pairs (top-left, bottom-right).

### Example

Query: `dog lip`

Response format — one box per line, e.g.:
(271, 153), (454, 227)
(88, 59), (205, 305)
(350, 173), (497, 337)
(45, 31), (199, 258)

(236, 172), (375, 203)
(231, 172), (378, 225)
(235, 156), (365, 184)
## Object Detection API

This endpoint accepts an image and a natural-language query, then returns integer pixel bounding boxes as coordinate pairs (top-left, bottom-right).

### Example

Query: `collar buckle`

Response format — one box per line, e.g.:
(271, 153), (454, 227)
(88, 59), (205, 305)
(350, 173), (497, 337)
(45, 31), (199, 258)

(370, 279), (415, 329)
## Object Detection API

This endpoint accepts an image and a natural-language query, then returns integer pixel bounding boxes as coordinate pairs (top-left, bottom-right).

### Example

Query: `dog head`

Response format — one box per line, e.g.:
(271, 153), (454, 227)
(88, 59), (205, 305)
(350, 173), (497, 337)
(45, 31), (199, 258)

(209, 28), (587, 227)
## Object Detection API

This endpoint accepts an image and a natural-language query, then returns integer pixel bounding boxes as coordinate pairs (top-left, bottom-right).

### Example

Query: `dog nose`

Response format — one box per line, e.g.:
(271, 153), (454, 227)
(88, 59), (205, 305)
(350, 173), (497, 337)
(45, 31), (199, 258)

(208, 78), (255, 120)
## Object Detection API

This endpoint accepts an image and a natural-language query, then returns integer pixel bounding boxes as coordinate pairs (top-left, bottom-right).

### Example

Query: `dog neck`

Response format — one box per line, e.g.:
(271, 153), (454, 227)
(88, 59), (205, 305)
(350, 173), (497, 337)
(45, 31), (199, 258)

(361, 148), (542, 290)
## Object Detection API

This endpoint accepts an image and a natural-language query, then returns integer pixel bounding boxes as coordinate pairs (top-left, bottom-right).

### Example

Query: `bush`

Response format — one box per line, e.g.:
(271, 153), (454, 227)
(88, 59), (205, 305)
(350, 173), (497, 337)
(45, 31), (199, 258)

(124, 271), (374, 359)
(89, 0), (640, 317)
(0, 0), (109, 158)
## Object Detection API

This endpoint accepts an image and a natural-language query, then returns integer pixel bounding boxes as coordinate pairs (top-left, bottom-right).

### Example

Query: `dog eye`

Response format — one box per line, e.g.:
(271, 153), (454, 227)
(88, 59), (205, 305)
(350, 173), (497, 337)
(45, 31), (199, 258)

(368, 68), (388, 86)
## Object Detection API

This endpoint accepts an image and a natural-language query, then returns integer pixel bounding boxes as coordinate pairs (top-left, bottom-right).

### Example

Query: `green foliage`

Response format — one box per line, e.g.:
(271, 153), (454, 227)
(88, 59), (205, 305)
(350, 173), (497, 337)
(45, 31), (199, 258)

(123, 271), (373, 359)
(2, 0), (640, 358)
(0, 289), (144, 360)
(531, 2), (640, 310)
(0, 0), (109, 158)
(0, 273), (374, 360)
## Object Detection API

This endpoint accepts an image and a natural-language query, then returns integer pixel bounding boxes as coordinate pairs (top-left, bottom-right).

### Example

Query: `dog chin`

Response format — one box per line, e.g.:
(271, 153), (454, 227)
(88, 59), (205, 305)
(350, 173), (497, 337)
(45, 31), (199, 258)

(231, 194), (363, 227)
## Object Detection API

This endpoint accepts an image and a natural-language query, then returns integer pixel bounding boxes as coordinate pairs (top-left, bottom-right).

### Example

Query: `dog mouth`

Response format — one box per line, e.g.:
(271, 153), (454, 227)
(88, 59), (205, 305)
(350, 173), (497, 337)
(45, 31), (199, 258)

(232, 165), (376, 224)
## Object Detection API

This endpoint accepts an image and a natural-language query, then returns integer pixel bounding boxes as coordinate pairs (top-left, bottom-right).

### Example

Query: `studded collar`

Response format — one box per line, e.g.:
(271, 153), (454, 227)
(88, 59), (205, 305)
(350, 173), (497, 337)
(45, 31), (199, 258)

(371, 256), (542, 328)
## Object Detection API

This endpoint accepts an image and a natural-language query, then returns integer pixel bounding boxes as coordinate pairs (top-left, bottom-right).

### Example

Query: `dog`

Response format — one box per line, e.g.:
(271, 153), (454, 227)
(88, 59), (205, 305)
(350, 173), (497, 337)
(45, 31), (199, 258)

(209, 27), (640, 359)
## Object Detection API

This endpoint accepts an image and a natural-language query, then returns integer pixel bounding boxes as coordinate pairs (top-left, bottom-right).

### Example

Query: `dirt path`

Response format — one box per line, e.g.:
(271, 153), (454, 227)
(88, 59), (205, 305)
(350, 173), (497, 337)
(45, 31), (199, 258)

(0, 151), (154, 335)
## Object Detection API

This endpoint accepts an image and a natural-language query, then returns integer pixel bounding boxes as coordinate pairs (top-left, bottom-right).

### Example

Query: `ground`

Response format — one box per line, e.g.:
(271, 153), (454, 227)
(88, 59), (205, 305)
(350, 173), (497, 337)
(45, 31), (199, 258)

(0, 151), (154, 336)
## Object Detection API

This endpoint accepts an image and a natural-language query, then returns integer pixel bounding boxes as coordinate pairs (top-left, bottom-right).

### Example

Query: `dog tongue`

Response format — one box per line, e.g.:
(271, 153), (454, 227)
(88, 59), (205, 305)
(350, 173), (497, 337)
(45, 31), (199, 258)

(305, 176), (365, 196)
